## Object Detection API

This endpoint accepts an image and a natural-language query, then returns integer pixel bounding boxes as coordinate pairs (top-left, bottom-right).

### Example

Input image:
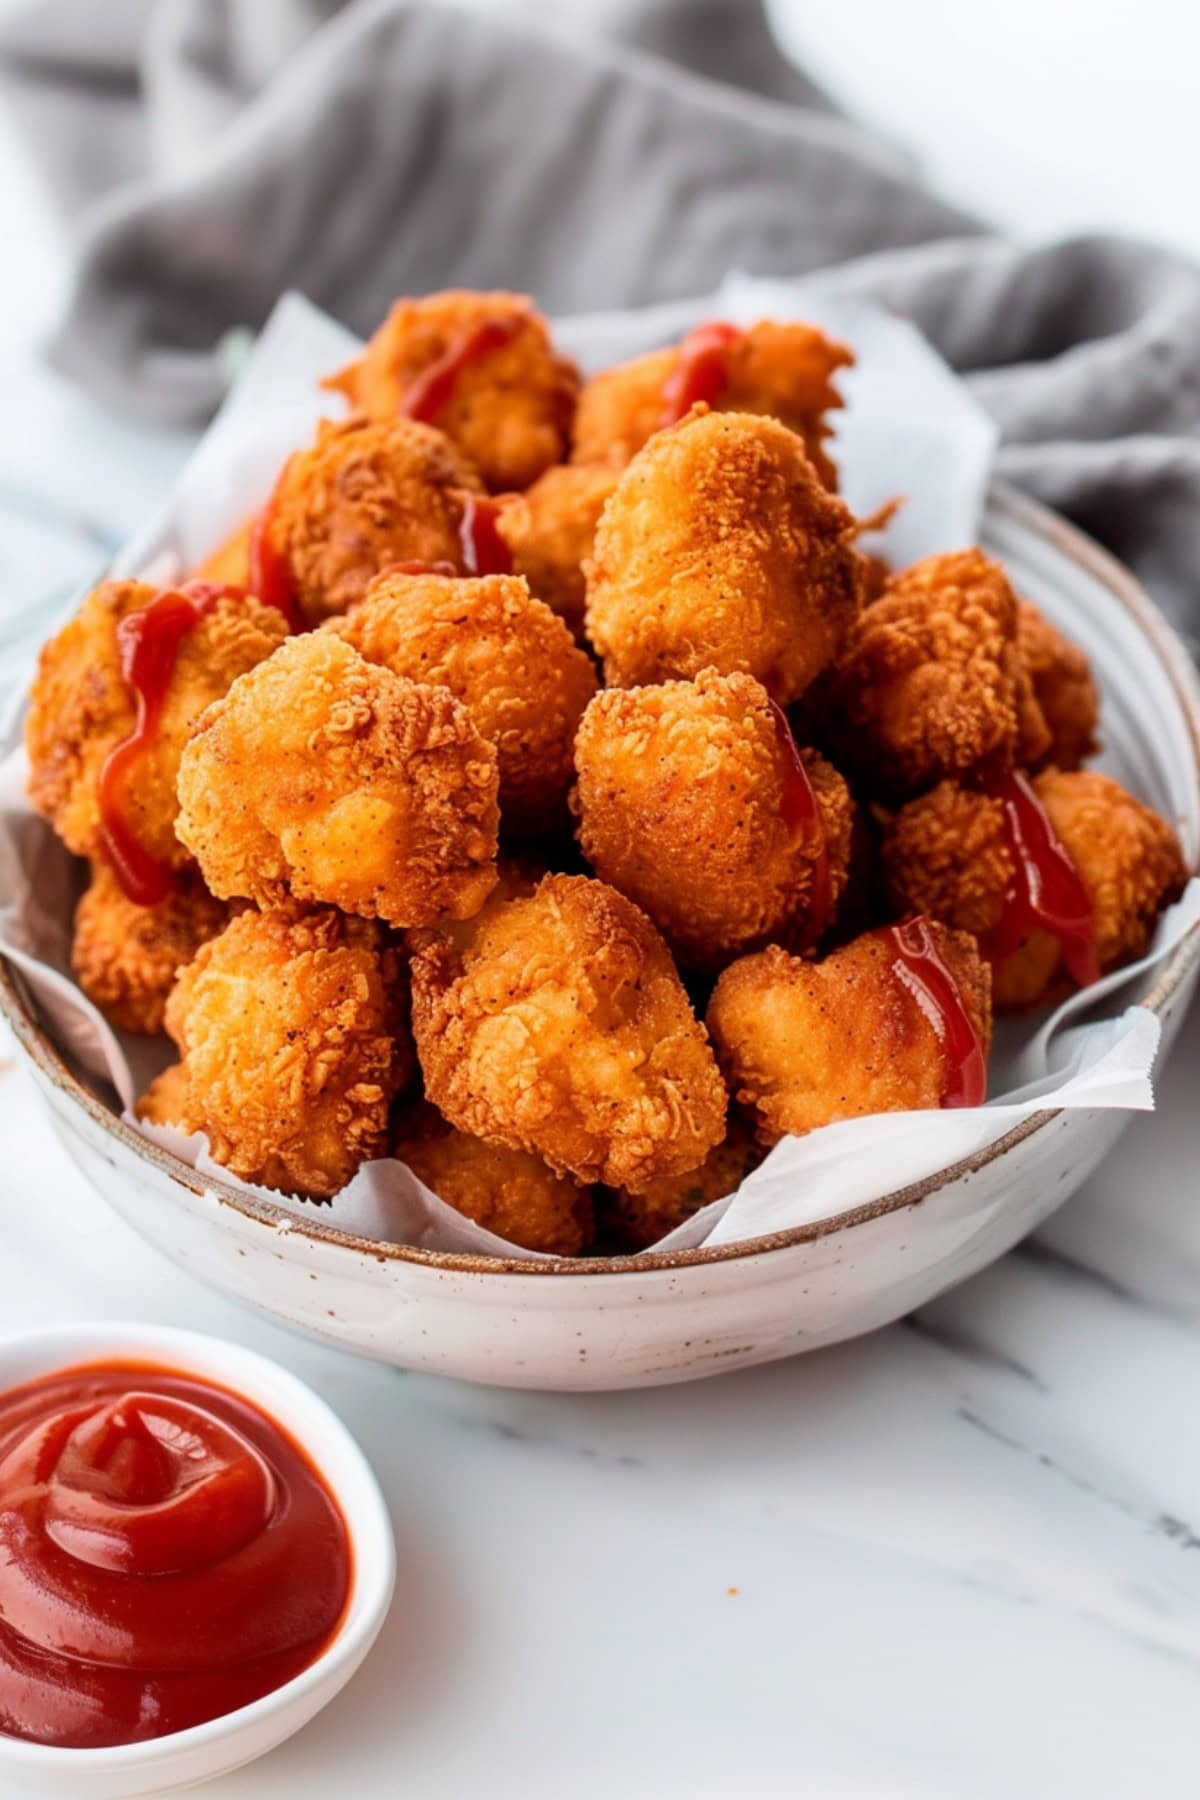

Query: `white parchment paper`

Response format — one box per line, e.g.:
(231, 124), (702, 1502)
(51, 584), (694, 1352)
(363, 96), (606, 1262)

(2, 282), (1198, 1259)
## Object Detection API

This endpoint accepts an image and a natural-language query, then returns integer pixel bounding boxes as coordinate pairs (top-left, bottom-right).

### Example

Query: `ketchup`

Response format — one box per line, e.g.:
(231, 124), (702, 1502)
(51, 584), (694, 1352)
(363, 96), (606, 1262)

(659, 320), (742, 427)
(247, 462), (304, 633)
(458, 493), (514, 576)
(400, 316), (524, 425)
(880, 916), (988, 1108)
(768, 699), (830, 944)
(979, 770), (1100, 988)
(97, 582), (248, 908)
(0, 1362), (350, 1750)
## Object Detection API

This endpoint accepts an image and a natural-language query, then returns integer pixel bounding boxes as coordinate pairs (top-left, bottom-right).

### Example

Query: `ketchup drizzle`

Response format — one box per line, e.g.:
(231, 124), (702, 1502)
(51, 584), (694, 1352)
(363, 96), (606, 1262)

(659, 319), (742, 427)
(400, 316), (524, 424)
(767, 699), (830, 944)
(458, 493), (514, 576)
(881, 915), (988, 1108)
(247, 460), (304, 633)
(980, 770), (1100, 988)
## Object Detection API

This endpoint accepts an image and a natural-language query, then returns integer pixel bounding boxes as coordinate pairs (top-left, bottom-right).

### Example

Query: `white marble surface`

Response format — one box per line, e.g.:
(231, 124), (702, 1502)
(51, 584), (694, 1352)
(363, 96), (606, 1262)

(4, 18), (1200, 1796)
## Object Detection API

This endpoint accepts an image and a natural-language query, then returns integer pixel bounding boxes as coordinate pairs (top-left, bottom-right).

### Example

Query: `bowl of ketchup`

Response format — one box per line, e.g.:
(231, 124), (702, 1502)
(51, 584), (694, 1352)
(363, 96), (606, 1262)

(0, 1323), (395, 1798)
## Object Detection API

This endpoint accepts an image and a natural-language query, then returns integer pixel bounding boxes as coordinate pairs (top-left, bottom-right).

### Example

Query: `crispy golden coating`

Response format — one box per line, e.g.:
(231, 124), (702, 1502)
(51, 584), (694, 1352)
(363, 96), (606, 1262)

(571, 319), (851, 488)
(72, 863), (231, 1035)
(572, 668), (853, 967)
(408, 873), (726, 1191)
(24, 578), (290, 864)
(136, 1061), (188, 1128)
(176, 633), (499, 926)
(323, 291), (578, 492)
(266, 416), (483, 625)
(158, 904), (412, 1199)
(192, 518), (252, 587)
(325, 569), (597, 831)
(585, 408), (861, 702)
(707, 927), (992, 1142)
(832, 549), (1050, 799)
(1017, 599), (1099, 771)
(393, 1100), (593, 1255)
(496, 463), (618, 635)
(881, 770), (1187, 1007)
(602, 1118), (765, 1249)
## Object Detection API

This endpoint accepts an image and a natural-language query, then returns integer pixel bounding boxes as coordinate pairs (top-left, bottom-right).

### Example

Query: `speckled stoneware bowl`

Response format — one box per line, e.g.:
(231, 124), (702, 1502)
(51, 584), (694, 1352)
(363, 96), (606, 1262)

(4, 485), (1200, 1391)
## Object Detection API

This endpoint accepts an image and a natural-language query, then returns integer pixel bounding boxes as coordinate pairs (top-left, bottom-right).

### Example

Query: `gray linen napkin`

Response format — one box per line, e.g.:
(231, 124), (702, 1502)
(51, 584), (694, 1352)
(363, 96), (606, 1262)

(2, 0), (1199, 629)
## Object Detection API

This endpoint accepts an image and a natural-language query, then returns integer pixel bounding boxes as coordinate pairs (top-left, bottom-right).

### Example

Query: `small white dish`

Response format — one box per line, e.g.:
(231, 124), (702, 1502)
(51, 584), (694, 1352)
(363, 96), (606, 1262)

(0, 1322), (395, 1799)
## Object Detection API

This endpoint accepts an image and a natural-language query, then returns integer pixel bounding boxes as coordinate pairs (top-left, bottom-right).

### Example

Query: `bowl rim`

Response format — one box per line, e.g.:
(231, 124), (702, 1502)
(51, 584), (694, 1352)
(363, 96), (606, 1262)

(3, 481), (1200, 1282)
(0, 1320), (396, 1774)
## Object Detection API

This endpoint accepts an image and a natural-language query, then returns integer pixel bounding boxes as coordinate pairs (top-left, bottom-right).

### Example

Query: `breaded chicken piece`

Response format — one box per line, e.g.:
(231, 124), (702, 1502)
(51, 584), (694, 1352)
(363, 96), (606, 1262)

(707, 924), (993, 1142)
(1016, 599), (1099, 771)
(136, 1060), (189, 1128)
(153, 904), (412, 1199)
(176, 633), (499, 926)
(408, 873), (726, 1191)
(496, 463), (618, 635)
(325, 569), (597, 832)
(25, 578), (289, 866)
(881, 770), (1187, 1007)
(602, 1117), (765, 1249)
(393, 1100), (593, 1255)
(260, 416), (484, 625)
(571, 318), (851, 488)
(831, 549), (1050, 799)
(72, 862), (231, 1035)
(323, 291), (578, 492)
(572, 669), (853, 967)
(585, 408), (861, 702)
(192, 518), (252, 588)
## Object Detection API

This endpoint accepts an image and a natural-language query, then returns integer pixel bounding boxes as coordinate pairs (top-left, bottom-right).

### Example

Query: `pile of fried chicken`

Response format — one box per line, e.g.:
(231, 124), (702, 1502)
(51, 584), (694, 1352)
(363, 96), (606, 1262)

(24, 290), (1188, 1256)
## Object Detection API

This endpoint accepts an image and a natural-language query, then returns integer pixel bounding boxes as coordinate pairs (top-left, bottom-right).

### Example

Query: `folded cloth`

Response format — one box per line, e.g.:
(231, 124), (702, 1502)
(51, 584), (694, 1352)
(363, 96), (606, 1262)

(1, 0), (1199, 629)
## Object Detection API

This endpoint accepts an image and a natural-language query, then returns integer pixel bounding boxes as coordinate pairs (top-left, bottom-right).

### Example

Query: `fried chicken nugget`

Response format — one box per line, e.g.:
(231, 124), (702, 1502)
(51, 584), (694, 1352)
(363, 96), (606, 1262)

(571, 318), (851, 488)
(261, 416), (484, 625)
(72, 862), (231, 1035)
(408, 874), (726, 1191)
(881, 770), (1187, 1008)
(585, 409), (862, 702)
(831, 549), (1050, 799)
(325, 569), (597, 831)
(495, 463), (619, 635)
(572, 668), (853, 967)
(393, 1100), (593, 1255)
(176, 632), (499, 926)
(707, 924), (992, 1142)
(601, 1118), (765, 1249)
(25, 578), (290, 864)
(136, 1061), (188, 1129)
(323, 291), (578, 492)
(1016, 598), (1099, 771)
(151, 904), (412, 1198)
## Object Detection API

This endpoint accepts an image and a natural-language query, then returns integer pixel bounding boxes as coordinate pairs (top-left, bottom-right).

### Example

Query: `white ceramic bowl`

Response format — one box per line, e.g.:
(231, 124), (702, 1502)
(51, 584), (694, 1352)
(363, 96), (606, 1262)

(3, 486), (1200, 1393)
(0, 1323), (395, 1799)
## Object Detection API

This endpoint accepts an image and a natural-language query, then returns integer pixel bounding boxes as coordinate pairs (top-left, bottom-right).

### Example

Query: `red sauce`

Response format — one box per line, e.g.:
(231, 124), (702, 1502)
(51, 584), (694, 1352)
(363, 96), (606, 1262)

(0, 1361), (350, 1750)
(247, 465), (304, 634)
(880, 915), (988, 1108)
(97, 582), (248, 907)
(768, 699), (830, 944)
(399, 316), (524, 425)
(458, 493), (513, 576)
(659, 320), (742, 427)
(979, 770), (1100, 988)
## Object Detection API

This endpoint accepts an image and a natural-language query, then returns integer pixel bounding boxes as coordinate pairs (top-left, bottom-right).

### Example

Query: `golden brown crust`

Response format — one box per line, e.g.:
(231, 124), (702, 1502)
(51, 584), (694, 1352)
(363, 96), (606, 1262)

(269, 416), (483, 624)
(601, 1117), (765, 1249)
(160, 904), (411, 1199)
(176, 632), (499, 926)
(192, 518), (253, 588)
(326, 570), (597, 831)
(1017, 599), (1100, 770)
(408, 873), (726, 1191)
(393, 1100), (593, 1255)
(585, 408), (862, 702)
(72, 862), (231, 1035)
(571, 667), (853, 966)
(570, 319), (851, 487)
(323, 291), (578, 492)
(135, 1061), (189, 1128)
(496, 462), (618, 634)
(24, 578), (289, 863)
(707, 927), (992, 1143)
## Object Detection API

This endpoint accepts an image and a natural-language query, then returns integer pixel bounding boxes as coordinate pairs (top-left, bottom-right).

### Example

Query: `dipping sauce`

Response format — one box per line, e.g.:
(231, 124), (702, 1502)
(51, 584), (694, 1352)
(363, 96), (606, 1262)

(458, 492), (514, 577)
(979, 770), (1100, 988)
(0, 1362), (350, 1750)
(881, 914), (988, 1108)
(659, 320), (742, 426)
